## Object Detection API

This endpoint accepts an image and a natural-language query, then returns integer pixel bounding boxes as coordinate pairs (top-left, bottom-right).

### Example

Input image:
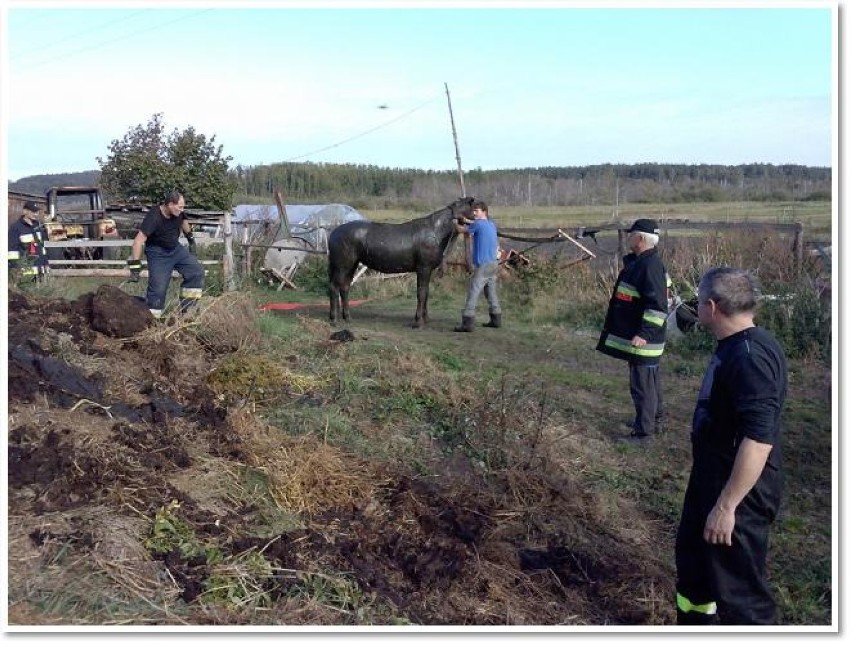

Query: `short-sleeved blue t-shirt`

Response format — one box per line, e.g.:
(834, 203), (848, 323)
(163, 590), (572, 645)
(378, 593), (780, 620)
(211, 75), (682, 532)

(468, 218), (498, 267)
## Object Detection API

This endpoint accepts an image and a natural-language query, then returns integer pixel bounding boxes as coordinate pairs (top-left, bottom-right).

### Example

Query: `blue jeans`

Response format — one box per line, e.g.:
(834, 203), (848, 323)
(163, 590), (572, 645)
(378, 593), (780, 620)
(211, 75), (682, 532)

(145, 244), (204, 317)
(462, 261), (501, 318)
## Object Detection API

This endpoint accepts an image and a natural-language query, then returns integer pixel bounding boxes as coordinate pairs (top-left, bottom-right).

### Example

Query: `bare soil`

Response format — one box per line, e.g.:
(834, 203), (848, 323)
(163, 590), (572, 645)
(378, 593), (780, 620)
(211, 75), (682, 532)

(6, 285), (677, 627)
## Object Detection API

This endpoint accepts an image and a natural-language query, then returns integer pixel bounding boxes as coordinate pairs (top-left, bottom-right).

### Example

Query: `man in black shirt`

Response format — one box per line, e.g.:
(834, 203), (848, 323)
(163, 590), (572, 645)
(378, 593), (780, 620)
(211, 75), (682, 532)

(675, 267), (787, 625)
(127, 190), (203, 318)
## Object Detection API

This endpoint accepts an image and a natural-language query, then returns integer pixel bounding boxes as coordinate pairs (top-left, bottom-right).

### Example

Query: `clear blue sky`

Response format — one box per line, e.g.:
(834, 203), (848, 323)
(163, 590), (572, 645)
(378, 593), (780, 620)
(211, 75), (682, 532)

(2, 2), (836, 180)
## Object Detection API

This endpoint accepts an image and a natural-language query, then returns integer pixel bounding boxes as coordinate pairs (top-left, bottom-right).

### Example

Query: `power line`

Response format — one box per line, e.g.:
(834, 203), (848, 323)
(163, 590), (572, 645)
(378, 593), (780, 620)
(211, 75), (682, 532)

(283, 93), (444, 163)
(9, 9), (149, 61)
(13, 9), (213, 72)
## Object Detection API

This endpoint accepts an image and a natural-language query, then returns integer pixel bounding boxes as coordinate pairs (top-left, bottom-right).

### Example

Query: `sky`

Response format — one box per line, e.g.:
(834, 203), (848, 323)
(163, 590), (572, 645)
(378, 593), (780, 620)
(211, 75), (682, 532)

(1, 1), (837, 181)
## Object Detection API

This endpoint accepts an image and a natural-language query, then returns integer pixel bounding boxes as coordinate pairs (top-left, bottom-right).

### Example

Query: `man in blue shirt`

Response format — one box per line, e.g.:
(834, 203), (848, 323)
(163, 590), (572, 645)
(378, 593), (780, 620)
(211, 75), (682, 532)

(453, 200), (502, 332)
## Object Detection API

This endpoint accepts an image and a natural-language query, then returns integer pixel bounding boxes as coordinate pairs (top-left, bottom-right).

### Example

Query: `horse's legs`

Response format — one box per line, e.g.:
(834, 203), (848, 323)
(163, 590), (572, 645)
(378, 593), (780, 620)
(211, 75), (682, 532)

(339, 264), (359, 322)
(340, 284), (351, 321)
(413, 270), (429, 328)
(329, 283), (339, 323)
(329, 264), (348, 324)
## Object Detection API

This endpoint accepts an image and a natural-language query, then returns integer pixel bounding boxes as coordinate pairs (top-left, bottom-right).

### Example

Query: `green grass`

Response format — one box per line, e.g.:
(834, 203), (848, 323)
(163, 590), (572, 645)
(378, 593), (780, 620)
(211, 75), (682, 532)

(363, 200), (832, 234)
(16, 217), (833, 626)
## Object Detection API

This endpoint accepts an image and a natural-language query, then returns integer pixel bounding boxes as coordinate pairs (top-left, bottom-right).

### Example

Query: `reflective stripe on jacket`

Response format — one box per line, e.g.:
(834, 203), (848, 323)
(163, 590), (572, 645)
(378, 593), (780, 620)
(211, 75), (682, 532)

(596, 247), (668, 365)
(8, 218), (49, 269)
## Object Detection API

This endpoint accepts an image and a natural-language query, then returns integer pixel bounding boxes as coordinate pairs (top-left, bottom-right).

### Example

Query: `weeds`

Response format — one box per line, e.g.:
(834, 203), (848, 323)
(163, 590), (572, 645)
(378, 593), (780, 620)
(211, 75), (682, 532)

(8, 223), (833, 626)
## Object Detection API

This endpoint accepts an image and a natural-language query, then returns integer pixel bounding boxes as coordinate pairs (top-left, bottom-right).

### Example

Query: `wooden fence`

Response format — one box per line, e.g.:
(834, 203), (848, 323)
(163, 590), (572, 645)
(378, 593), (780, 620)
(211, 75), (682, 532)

(43, 211), (237, 289)
(40, 213), (808, 286)
(500, 219), (806, 263)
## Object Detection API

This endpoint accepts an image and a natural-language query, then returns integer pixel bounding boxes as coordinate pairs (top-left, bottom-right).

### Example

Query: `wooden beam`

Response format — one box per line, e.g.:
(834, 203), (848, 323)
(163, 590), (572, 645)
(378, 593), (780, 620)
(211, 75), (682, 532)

(223, 210), (236, 291)
(273, 190), (291, 239)
(557, 229), (596, 259)
(48, 259), (219, 267)
(44, 239), (132, 248)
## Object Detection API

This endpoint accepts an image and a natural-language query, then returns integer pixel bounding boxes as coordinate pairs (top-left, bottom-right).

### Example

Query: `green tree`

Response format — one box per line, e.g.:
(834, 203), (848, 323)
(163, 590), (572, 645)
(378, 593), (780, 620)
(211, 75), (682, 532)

(97, 113), (238, 209)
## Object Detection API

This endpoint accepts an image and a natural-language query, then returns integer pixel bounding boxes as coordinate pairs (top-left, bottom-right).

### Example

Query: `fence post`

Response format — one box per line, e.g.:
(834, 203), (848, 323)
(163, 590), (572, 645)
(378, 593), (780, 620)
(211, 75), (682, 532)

(794, 222), (804, 274)
(223, 210), (236, 291)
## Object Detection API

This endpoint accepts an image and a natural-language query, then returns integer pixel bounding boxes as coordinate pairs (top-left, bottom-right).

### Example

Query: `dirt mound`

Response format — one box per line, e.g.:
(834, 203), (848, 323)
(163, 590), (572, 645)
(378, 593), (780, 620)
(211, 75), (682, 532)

(6, 288), (674, 626)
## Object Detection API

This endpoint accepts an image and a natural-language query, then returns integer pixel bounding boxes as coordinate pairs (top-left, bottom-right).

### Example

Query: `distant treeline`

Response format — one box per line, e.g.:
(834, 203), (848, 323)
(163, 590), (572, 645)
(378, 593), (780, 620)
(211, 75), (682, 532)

(11, 162), (831, 210)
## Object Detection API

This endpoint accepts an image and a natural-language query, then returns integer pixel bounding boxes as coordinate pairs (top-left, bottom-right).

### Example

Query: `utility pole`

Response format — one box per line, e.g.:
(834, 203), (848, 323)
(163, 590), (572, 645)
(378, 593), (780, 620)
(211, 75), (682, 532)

(445, 83), (466, 197)
(615, 176), (620, 221)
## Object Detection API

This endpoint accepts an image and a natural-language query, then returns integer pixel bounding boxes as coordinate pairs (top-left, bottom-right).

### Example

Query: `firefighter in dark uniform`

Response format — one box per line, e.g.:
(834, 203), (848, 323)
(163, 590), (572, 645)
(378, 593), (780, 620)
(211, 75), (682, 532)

(126, 190), (203, 318)
(597, 218), (668, 442)
(675, 267), (787, 625)
(8, 200), (49, 282)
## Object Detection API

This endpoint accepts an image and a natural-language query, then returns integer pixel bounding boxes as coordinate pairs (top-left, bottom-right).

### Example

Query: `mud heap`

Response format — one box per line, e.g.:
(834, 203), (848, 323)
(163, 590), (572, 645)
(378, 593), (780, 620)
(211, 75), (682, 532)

(7, 288), (674, 626)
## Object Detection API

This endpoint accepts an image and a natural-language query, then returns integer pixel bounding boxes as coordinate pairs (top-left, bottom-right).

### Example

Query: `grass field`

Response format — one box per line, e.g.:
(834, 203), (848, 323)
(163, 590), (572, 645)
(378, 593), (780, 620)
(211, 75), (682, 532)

(361, 200), (832, 238)
(8, 202), (834, 626)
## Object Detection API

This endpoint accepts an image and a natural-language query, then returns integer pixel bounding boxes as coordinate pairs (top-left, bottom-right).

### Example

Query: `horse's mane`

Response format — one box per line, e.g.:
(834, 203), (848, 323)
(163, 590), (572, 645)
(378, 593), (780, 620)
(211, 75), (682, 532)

(416, 198), (469, 225)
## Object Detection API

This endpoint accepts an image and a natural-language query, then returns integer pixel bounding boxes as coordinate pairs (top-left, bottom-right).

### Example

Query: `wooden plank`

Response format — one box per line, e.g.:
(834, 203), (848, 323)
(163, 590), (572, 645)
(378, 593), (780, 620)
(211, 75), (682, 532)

(274, 190), (291, 239)
(557, 229), (596, 259)
(44, 239), (132, 248)
(48, 269), (187, 278)
(48, 259), (220, 267)
(238, 242), (326, 254)
(223, 210), (236, 291)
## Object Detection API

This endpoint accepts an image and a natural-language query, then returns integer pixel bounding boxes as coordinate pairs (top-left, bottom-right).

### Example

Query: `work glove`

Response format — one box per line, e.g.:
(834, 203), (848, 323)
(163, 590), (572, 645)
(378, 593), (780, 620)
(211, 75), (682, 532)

(127, 258), (142, 282)
(186, 234), (197, 256)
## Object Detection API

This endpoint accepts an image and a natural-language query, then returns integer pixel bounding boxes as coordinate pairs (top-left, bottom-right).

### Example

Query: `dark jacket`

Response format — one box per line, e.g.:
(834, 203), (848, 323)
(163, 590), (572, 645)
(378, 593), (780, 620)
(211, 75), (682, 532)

(8, 217), (49, 276)
(596, 247), (668, 365)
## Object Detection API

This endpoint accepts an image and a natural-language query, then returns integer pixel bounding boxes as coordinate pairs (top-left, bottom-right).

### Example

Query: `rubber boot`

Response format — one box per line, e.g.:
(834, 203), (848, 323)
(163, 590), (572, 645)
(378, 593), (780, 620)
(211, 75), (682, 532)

(454, 316), (475, 332)
(483, 312), (502, 328)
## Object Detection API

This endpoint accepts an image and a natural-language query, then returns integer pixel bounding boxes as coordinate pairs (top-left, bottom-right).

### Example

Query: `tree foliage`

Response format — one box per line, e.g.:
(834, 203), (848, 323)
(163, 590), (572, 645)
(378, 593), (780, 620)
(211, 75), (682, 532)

(233, 161), (831, 210)
(97, 113), (238, 209)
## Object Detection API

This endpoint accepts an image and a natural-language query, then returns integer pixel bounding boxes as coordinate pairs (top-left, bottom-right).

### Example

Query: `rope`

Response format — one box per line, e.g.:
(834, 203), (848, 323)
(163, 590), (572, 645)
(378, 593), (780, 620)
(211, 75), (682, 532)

(496, 229), (623, 257)
(497, 231), (563, 244)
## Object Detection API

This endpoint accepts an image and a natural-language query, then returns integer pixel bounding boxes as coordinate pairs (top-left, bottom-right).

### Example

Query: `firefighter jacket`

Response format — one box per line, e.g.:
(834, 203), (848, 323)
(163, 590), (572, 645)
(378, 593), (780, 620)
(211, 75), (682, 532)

(596, 247), (668, 366)
(8, 217), (49, 277)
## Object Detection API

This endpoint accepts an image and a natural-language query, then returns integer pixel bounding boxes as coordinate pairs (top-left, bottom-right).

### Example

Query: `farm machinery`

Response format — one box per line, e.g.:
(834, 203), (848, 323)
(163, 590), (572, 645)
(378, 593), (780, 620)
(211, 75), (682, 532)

(8, 186), (122, 260)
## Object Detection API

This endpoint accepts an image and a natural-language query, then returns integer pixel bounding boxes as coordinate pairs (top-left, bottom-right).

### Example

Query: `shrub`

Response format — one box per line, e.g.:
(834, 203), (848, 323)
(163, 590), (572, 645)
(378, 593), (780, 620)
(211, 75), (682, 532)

(293, 255), (330, 295)
(756, 277), (831, 360)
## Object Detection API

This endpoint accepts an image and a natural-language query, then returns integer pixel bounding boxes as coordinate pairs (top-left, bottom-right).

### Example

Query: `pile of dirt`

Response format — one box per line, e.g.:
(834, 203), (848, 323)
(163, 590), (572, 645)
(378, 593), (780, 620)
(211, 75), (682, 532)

(6, 288), (675, 626)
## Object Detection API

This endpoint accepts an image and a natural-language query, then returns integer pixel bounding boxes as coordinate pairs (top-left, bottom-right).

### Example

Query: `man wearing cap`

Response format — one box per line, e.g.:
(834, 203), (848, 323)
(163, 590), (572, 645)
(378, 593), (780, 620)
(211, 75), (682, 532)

(597, 218), (669, 443)
(8, 200), (50, 282)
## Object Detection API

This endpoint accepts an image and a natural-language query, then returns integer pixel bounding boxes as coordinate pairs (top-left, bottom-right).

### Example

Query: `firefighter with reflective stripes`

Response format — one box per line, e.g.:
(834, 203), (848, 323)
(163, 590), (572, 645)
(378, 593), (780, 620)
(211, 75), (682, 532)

(597, 218), (668, 442)
(675, 268), (787, 624)
(127, 190), (203, 318)
(7, 200), (49, 282)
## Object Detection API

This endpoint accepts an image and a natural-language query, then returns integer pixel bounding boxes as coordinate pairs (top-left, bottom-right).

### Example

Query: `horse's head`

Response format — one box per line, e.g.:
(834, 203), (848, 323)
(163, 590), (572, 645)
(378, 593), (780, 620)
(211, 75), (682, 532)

(446, 196), (475, 223)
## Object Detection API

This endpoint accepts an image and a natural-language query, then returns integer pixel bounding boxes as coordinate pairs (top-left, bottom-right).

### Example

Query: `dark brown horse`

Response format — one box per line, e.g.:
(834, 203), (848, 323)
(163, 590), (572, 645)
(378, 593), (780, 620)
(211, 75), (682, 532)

(328, 197), (474, 327)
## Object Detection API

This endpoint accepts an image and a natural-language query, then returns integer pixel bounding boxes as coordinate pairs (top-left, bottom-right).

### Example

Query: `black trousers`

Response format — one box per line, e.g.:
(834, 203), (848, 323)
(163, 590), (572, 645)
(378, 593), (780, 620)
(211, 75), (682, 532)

(675, 467), (778, 625)
(628, 362), (664, 436)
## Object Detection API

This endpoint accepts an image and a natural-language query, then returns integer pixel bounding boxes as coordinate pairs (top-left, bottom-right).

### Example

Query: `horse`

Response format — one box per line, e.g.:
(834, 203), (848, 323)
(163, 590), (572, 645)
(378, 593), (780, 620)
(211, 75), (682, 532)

(327, 196), (474, 327)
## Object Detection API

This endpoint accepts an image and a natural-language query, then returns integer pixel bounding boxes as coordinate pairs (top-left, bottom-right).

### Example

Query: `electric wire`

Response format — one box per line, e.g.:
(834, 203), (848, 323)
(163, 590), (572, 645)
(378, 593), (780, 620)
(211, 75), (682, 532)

(282, 93), (444, 163)
(9, 9), (149, 61)
(13, 9), (213, 72)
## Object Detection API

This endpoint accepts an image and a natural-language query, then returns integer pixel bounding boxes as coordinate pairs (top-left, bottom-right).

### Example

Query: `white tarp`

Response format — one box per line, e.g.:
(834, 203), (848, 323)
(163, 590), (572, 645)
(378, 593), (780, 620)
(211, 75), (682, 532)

(229, 203), (366, 253)
(230, 203), (365, 229)
(228, 203), (365, 275)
